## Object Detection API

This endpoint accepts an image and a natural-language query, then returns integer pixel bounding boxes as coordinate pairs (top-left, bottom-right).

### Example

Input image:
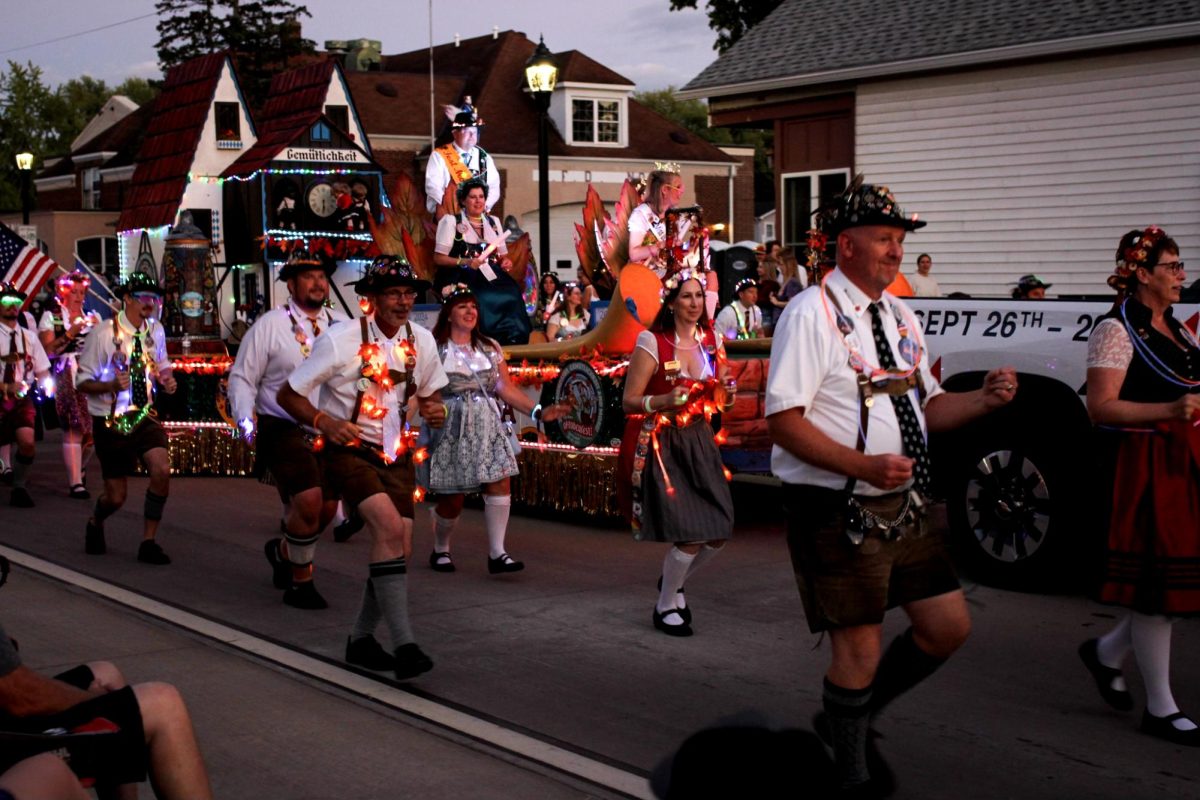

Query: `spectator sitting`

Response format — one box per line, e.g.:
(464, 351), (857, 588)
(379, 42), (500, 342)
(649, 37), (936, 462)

(1012, 274), (1051, 299)
(715, 279), (764, 340)
(0, 620), (213, 799)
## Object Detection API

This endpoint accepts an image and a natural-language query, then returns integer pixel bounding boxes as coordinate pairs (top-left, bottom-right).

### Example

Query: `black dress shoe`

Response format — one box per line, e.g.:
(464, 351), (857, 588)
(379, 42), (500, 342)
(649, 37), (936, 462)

(393, 643), (434, 680)
(9, 487), (33, 508)
(84, 519), (106, 555)
(283, 581), (328, 610)
(653, 608), (693, 637)
(137, 540), (171, 565)
(0, 468), (12, 486)
(429, 551), (456, 573)
(264, 538), (290, 590)
(345, 635), (395, 671)
(1078, 639), (1133, 711)
(487, 553), (524, 574)
(333, 515), (364, 543)
(657, 576), (691, 624)
(68, 484), (90, 500)
(1141, 710), (1200, 747)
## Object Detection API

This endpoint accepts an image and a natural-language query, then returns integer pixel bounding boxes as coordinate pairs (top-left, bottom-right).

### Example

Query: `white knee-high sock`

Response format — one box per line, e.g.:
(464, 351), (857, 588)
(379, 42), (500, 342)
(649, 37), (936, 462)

(1132, 613), (1194, 727)
(431, 508), (458, 553)
(1097, 613), (1132, 692)
(684, 543), (723, 581)
(657, 547), (696, 615)
(62, 441), (82, 485)
(483, 495), (511, 558)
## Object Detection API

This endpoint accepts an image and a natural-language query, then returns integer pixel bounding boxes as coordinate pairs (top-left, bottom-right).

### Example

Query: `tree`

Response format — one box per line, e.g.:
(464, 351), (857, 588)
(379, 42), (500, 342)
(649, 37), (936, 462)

(0, 61), (58, 209)
(155, 0), (315, 106)
(669, 0), (785, 53)
(634, 87), (773, 177)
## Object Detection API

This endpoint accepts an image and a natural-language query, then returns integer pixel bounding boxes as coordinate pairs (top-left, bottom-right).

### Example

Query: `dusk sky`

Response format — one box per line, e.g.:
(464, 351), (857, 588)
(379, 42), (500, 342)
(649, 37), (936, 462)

(1, 0), (722, 92)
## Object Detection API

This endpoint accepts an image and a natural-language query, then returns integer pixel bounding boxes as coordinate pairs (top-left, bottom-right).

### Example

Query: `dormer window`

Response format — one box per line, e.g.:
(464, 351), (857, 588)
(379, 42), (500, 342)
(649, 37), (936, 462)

(215, 102), (242, 149)
(571, 98), (621, 144)
(311, 120), (331, 142)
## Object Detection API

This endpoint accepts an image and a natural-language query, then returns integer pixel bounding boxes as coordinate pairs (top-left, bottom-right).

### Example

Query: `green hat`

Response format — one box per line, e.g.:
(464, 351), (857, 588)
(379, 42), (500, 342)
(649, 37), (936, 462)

(0, 282), (27, 304)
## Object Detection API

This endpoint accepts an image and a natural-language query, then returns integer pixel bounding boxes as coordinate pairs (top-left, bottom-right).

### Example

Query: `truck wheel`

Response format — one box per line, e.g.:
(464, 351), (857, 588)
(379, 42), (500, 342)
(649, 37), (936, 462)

(946, 431), (1079, 589)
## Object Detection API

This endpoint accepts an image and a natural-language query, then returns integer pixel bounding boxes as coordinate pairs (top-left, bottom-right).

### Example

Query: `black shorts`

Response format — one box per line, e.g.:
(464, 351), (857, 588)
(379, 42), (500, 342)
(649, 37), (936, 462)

(256, 415), (328, 498)
(783, 484), (960, 633)
(0, 396), (37, 444)
(0, 681), (147, 784)
(322, 444), (414, 518)
(92, 415), (169, 480)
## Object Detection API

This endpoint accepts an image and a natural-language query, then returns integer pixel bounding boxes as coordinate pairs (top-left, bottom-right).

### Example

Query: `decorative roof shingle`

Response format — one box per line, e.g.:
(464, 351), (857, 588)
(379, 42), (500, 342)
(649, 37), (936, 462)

(683, 0), (1200, 93)
(117, 52), (231, 232)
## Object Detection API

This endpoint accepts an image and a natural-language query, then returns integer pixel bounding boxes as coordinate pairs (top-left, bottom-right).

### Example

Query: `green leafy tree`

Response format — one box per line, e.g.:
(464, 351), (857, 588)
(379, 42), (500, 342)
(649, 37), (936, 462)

(113, 77), (161, 108)
(155, 0), (315, 106)
(669, 0), (785, 53)
(634, 87), (773, 177)
(0, 61), (58, 209)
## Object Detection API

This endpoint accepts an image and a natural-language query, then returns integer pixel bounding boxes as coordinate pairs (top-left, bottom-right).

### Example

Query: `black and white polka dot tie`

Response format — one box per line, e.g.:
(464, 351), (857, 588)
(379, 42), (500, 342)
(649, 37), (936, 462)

(869, 303), (931, 496)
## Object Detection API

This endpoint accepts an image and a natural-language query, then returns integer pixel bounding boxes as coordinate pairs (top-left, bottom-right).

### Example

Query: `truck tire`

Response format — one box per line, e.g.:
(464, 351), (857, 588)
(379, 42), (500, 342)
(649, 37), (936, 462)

(942, 418), (1084, 590)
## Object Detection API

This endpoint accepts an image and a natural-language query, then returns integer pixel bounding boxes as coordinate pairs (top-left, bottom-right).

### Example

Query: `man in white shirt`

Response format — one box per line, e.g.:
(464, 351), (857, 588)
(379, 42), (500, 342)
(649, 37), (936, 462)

(766, 181), (1018, 795)
(714, 278), (763, 340)
(908, 253), (940, 297)
(76, 272), (177, 565)
(279, 256), (448, 680)
(228, 249), (346, 610)
(0, 282), (51, 508)
(424, 97), (500, 217)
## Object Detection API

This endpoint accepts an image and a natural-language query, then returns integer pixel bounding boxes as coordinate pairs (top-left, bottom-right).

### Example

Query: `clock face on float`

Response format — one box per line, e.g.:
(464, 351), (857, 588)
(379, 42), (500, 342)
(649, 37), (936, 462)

(306, 182), (337, 218)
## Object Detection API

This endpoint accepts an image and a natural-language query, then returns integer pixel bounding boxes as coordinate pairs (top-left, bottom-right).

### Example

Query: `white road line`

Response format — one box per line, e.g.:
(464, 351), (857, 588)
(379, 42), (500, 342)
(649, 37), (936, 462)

(0, 545), (653, 800)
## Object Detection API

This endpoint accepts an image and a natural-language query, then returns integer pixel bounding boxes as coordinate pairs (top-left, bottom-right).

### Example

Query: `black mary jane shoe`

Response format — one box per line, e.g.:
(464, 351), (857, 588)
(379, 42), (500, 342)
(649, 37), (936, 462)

(68, 484), (90, 500)
(429, 551), (456, 573)
(487, 553), (524, 574)
(653, 608), (693, 637)
(657, 576), (691, 624)
(1077, 639), (1133, 711)
(1141, 710), (1200, 747)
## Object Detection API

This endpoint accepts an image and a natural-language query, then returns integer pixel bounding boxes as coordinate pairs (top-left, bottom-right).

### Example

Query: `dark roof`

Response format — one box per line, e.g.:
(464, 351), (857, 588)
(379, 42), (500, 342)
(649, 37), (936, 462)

(684, 0), (1200, 93)
(118, 52), (232, 231)
(38, 105), (153, 179)
(354, 31), (733, 163)
(220, 110), (378, 177)
(343, 72), (466, 138)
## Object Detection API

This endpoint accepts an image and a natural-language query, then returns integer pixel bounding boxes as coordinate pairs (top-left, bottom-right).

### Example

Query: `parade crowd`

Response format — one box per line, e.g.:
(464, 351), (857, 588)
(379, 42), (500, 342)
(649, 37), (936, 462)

(1, 153), (1197, 798)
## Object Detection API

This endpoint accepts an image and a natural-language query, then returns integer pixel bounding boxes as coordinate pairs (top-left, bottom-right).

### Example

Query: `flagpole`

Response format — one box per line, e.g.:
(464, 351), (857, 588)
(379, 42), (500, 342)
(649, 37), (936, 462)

(69, 253), (118, 299)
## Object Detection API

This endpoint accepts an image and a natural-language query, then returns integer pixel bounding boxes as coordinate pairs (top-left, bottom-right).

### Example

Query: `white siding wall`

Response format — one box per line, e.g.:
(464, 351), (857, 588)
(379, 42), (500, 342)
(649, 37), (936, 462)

(856, 44), (1200, 297)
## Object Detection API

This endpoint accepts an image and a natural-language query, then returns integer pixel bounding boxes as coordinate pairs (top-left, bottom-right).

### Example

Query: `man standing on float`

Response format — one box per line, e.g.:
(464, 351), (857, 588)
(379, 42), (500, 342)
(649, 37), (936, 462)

(278, 256), (448, 680)
(424, 97), (500, 215)
(229, 249), (347, 610)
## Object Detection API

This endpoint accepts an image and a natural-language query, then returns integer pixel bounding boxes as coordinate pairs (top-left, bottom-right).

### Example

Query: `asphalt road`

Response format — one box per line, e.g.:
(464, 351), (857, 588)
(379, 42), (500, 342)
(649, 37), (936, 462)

(1, 432), (1197, 799)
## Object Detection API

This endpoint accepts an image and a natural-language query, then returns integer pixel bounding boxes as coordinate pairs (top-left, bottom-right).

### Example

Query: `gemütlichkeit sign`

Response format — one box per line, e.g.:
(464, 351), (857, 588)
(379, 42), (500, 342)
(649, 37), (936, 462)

(279, 148), (368, 163)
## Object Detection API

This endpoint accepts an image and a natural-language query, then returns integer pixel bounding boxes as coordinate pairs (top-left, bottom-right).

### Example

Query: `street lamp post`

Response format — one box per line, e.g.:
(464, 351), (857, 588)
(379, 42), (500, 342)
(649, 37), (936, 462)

(524, 36), (558, 275)
(15, 152), (33, 226)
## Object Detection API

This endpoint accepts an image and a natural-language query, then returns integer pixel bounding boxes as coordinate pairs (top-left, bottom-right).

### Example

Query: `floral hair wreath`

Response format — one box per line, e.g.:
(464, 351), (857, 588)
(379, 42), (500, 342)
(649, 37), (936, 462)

(661, 267), (709, 298)
(1109, 225), (1168, 295)
(56, 270), (90, 292)
(441, 282), (473, 302)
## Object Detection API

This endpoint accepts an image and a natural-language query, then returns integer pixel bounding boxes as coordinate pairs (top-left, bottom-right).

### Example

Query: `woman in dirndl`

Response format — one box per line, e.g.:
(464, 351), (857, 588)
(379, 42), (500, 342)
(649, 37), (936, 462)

(619, 270), (735, 636)
(1077, 225), (1200, 746)
(37, 271), (99, 499)
(423, 284), (568, 574)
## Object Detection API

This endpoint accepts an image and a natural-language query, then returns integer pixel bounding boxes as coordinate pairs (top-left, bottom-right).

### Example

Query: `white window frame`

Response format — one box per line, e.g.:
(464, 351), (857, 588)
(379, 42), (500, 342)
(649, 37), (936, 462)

(779, 168), (851, 248)
(567, 95), (626, 147)
(81, 167), (101, 210)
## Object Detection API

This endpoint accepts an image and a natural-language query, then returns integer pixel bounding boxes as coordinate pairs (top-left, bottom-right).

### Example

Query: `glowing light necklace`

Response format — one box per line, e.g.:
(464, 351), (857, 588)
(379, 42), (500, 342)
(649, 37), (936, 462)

(818, 274), (921, 381)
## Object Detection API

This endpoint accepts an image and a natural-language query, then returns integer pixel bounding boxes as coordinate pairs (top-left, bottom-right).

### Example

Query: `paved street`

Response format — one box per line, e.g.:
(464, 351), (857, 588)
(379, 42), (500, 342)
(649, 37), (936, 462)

(1, 431), (1198, 799)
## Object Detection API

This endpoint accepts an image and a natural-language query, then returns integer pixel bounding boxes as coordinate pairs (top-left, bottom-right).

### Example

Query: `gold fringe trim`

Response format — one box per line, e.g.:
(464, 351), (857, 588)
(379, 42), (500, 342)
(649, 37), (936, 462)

(512, 448), (620, 517)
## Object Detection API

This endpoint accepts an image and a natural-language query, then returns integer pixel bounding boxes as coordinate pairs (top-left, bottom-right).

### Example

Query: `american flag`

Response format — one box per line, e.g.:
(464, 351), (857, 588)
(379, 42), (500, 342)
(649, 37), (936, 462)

(0, 221), (59, 308)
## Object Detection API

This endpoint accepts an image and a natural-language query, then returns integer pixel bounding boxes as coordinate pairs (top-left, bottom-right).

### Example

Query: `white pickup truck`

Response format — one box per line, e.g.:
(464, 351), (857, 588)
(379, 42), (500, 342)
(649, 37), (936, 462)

(910, 296), (1200, 587)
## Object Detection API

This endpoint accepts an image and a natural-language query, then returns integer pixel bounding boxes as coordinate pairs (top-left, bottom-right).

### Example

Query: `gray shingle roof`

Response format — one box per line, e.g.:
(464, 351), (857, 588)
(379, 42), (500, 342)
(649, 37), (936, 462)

(683, 0), (1200, 93)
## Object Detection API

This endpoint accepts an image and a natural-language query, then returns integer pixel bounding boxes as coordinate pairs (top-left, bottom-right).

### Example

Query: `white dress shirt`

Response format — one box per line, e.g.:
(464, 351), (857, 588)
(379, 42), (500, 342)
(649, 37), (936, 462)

(765, 267), (943, 492)
(433, 213), (509, 257)
(424, 145), (501, 213)
(75, 313), (169, 418)
(0, 320), (51, 390)
(287, 316), (448, 448)
(714, 301), (762, 340)
(227, 299), (347, 425)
